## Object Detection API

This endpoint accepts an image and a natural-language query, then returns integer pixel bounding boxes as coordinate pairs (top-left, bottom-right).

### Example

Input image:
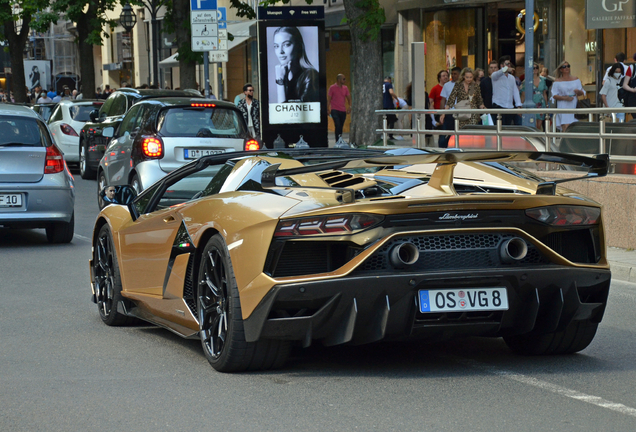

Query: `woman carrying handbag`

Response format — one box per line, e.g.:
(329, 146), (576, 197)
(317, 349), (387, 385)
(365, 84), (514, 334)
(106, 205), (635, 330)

(440, 68), (485, 130)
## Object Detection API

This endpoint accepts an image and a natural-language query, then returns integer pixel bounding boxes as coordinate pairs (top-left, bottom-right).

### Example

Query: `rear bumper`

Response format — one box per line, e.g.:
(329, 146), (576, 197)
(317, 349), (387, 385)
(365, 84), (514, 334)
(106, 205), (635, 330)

(0, 177), (74, 227)
(243, 267), (611, 346)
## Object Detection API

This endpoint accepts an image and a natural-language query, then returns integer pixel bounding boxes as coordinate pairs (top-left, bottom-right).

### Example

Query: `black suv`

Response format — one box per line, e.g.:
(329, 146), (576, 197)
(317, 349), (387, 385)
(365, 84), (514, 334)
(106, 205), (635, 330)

(78, 88), (202, 179)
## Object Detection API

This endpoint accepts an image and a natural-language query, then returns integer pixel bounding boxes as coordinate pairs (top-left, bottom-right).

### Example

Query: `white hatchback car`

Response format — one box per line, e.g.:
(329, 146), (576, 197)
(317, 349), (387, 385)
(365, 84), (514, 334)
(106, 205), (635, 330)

(48, 100), (104, 163)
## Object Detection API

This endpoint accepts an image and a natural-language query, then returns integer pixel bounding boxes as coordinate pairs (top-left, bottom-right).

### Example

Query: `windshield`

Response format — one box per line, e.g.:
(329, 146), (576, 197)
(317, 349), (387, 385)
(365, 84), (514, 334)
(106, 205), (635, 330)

(157, 107), (248, 138)
(69, 105), (96, 122)
(0, 117), (49, 147)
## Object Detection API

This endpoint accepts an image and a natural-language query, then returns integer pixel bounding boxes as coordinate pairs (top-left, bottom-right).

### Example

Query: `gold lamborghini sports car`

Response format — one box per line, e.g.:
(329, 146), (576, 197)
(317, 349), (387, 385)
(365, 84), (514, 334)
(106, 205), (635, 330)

(90, 148), (611, 372)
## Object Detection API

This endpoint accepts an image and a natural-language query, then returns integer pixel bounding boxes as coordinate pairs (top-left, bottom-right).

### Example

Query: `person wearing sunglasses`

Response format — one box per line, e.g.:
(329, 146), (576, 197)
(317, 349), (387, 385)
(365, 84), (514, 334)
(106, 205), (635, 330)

(550, 61), (585, 131)
(520, 63), (549, 130)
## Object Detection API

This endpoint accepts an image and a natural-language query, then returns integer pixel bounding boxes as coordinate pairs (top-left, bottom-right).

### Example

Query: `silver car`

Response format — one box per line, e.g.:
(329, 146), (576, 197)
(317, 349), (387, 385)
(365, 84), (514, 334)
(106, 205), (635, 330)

(97, 98), (259, 207)
(0, 104), (75, 243)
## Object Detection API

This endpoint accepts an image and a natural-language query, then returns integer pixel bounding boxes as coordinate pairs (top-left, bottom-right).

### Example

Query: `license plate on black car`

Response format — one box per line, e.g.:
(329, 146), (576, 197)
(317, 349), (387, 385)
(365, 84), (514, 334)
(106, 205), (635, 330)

(418, 288), (509, 313)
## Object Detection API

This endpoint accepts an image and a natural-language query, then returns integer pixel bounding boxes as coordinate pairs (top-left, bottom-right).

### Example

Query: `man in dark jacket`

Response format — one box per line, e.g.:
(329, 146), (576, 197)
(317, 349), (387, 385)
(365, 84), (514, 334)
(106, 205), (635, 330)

(237, 83), (260, 138)
(480, 60), (499, 109)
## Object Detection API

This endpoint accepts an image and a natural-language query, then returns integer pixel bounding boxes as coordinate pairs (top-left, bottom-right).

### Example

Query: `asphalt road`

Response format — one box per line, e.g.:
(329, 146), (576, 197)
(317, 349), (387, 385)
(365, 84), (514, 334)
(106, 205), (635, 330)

(1, 175), (636, 431)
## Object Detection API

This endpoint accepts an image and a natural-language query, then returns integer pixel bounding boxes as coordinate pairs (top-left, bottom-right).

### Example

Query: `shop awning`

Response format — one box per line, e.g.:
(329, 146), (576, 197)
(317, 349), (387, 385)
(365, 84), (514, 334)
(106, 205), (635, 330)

(159, 20), (255, 68)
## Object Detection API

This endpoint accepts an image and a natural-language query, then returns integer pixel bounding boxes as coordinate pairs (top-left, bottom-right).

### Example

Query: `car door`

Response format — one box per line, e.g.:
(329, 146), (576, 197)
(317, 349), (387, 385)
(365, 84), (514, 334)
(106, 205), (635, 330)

(103, 105), (144, 185)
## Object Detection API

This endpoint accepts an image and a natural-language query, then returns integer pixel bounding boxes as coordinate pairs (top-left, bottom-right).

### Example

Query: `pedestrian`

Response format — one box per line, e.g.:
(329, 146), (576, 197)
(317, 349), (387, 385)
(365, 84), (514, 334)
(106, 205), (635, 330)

(474, 68), (485, 84)
(236, 83), (260, 138)
(438, 66), (461, 148)
(61, 86), (72, 100)
(440, 67), (485, 130)
(429, 69), (449, 127)
(382, 76), (398, 139)
(30, 84), (42, 103)
(520, 63), (549, 130)
(600, 63), (625, 122)
(491, 55), (522, 125)
(37, 91), (53, 104)
(551, 60), (585, 131)
(327, 73), (351, 142)
(602, 52), (632, 84)
(52, 91), (62, 103)
(480, 60), (499, 109)
(95, 87), (103, 99)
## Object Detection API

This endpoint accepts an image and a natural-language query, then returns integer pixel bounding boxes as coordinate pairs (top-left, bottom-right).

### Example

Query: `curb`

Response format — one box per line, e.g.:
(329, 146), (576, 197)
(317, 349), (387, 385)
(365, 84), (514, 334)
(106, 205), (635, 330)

(609, 262), (636, 284)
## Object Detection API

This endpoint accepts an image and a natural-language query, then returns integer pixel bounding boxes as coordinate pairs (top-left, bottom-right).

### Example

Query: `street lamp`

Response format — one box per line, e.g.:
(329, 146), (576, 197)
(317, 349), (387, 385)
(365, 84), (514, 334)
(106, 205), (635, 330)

(119, 3), (137, 33)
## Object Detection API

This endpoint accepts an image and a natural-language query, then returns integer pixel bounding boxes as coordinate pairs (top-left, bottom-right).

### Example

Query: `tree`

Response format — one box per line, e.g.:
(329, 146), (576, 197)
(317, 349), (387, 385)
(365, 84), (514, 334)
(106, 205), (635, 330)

(164, 0), (200, 90)
(228, 0), (385, 146)
(0, 0), (56, 103)
(51, 0), (120, 99)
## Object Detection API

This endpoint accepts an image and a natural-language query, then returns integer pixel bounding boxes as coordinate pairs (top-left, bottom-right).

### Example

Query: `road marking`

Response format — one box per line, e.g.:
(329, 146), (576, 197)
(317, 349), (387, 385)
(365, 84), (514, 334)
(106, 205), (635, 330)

(74, 234), (91, 243)
(452, 357), (636, 418)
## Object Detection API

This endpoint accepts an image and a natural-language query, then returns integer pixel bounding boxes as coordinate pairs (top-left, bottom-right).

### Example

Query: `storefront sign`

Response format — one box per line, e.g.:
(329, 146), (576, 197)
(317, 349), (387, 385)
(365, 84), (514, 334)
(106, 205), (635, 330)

(586, 0), (636, 29)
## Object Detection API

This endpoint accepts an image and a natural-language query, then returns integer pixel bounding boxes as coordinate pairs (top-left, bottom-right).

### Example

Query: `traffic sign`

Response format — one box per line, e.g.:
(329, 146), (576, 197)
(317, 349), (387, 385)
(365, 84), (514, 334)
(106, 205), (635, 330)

(209, 51), (228, 63)
(218, 29), (227, 40)
(191, 10), (216, 24)
(190, 0), (217, 11)
(192, 23), (218, 37)
(192, 36), (218, 51)
(217, 7), (227, 29)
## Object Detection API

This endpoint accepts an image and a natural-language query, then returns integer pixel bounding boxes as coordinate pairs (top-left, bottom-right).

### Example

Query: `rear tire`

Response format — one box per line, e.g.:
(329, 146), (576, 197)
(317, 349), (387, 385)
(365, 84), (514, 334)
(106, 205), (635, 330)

(197, 234), (290, 372)
(46, 212), (74, 244)
(93, 224), (135, 326)
(130, 173), (142, 194)
(80, 141), (96, 180)
(504, 320), (599, 355)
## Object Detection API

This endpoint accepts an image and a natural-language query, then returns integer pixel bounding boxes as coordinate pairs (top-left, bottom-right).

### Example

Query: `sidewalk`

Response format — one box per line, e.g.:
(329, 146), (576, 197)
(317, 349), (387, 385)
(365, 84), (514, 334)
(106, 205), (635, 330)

(607, 247), (636, 283)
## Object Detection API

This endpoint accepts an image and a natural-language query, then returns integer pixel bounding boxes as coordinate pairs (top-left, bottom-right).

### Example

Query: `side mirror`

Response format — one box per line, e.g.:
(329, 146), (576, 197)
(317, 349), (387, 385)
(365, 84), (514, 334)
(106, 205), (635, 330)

(89, 109), (99, 122)
(99, 185), (137, 207)
(102, 126), (115, 138)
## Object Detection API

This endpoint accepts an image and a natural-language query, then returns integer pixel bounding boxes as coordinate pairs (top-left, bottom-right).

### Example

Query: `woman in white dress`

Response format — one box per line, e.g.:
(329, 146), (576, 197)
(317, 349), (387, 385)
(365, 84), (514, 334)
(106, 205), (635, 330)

(551, 61), (586, 131)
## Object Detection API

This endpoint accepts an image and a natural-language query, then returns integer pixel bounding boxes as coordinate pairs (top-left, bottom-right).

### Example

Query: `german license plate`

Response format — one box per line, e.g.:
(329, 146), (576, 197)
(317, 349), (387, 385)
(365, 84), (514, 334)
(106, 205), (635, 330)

(0, 193), (22, 208)
(184, 149), (223, 159)
(419, 288), (508, 313)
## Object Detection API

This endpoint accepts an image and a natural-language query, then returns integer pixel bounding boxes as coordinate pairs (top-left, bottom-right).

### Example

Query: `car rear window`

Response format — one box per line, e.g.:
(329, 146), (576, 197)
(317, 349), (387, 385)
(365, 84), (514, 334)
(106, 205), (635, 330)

(0, 117), (50, 147)
(157, 107), (248, 138)
(69, 105), (97, 122)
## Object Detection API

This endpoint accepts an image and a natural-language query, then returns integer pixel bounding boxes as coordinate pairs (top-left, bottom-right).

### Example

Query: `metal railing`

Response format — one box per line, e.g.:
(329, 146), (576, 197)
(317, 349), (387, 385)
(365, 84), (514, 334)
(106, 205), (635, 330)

(376, 107), (636, 165)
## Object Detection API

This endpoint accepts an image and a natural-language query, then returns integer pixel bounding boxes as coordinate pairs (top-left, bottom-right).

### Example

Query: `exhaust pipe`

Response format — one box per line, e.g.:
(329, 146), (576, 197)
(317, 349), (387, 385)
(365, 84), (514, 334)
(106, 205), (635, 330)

(500, 237), (528, 263)
(390, 242), (420, 268)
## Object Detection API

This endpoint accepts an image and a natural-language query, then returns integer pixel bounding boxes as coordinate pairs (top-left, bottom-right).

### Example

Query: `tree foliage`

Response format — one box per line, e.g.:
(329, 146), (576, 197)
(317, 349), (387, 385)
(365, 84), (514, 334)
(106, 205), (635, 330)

(0, 0), (57, 102)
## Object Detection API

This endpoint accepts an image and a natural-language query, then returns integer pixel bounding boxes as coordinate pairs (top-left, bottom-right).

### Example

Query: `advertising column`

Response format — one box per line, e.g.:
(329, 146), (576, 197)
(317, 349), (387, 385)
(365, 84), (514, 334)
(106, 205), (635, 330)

(258, 6), (328, 147)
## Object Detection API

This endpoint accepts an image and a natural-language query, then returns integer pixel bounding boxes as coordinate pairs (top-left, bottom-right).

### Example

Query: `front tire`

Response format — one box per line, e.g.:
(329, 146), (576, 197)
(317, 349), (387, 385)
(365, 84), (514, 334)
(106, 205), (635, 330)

(80, 140), (96, 180)
(504, 319), (599, 355)
(93, 224), (135, 326)
(46, 212), (74, 243)
(197, 234), (290, 372)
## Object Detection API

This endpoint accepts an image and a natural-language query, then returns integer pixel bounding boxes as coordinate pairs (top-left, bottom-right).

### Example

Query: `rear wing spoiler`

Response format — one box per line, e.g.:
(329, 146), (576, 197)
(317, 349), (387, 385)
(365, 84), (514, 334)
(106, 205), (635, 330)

(261, 151), (609, 197)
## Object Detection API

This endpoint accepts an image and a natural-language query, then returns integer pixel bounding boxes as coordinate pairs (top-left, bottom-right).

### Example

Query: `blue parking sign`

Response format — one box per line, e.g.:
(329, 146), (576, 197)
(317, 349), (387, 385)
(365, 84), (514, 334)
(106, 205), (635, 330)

(190, 0), (217, 10)
(217, 7), (226, 29)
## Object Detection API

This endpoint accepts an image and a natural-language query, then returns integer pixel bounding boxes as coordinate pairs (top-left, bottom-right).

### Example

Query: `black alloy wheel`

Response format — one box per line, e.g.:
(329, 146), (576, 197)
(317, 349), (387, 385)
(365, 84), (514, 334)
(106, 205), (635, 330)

(196, 234), (290, 372)
(93, 225), (134, 326)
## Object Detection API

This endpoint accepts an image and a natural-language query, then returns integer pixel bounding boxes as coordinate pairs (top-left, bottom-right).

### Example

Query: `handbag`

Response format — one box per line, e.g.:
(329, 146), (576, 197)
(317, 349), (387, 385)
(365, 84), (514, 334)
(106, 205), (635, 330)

(455, 99), (472, 121)
(575, 97), (591, 120)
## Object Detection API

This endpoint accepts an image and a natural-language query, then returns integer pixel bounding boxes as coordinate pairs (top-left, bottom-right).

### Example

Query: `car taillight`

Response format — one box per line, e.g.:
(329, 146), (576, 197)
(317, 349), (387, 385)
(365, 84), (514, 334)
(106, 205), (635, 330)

(142, 137), (164, 158)
(60, 123), (78, 136)
(526, 206), (600, 226)
(274, 214), (384, 237)
(45, 145), (65, 174)
(245, 139), (260, 151)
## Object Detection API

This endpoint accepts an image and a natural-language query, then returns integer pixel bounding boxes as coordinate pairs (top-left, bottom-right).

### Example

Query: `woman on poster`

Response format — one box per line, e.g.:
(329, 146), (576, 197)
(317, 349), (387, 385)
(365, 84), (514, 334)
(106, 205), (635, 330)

(273, 26), (319, 103)
(29, 66), (40, 92)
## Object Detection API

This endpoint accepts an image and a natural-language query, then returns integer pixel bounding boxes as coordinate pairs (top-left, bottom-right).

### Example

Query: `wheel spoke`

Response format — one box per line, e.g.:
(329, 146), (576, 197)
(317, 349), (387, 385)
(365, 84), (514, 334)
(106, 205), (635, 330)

(203, 273), (221, 298)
